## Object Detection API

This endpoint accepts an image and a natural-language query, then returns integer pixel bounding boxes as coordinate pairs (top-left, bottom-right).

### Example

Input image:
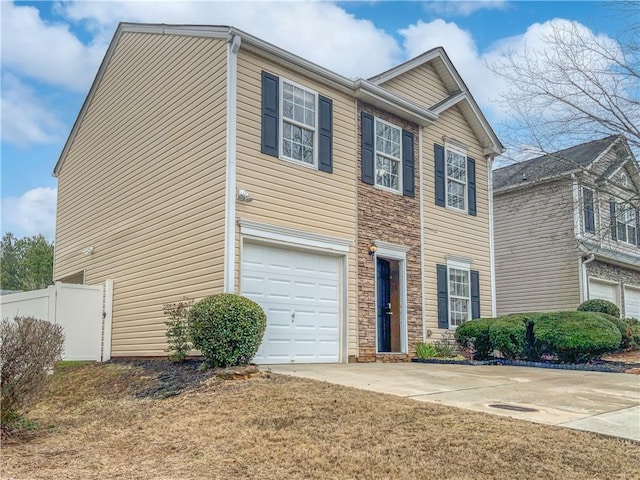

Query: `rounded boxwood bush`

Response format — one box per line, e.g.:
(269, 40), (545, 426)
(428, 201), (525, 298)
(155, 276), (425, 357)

(577, 299), (620, 318)
(455, 318), (493, 360)
(488, 315), (527, 360)
(188, 294), (267, 368)
(603, 316), (635, 350)
(533, 311), (621, 363)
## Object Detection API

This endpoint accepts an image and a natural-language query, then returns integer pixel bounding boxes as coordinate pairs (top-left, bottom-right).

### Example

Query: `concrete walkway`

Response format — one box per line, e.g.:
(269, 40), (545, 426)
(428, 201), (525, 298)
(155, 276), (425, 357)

(266, 363), (640, 442)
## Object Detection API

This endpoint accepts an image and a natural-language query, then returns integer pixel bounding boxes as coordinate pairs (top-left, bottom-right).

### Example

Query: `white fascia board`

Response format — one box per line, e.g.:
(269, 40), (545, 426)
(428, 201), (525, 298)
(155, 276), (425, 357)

(368, 48), (443, 84)
(239, 218), (353, 253)
(493, 171), (578, 195)
(430, 92), (466, 115)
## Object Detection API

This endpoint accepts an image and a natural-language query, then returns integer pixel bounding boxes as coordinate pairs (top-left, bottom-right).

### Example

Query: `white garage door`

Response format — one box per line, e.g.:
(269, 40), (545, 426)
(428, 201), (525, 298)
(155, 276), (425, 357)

(624, 286), (640, 320)
(241, 243), (340, 364)
(589, 279), (618, 306)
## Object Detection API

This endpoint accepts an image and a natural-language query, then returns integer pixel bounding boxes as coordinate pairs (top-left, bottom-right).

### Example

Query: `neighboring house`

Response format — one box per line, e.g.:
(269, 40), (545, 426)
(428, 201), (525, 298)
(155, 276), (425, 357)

(493, 135), (640, 319)
(53, 23), (503, 362)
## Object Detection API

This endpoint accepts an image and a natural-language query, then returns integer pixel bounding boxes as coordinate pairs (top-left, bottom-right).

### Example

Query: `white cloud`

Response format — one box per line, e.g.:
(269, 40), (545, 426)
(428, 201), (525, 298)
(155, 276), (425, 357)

(1, 188), (57, 240)
(423, 1), (508, 17)
(1, 2), (107, 91)
(58, 1), (401, 79)
(0, 74), (63, 147)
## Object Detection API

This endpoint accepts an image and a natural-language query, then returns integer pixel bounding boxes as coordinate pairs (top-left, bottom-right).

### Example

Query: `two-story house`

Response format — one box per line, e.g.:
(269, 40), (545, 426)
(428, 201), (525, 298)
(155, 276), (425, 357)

(53, 23), (503, 362)
(494, 135), (640, 319)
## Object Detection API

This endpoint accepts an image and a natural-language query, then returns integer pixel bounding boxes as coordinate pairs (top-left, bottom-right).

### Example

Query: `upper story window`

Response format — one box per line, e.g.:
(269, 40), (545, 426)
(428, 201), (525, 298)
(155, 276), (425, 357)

(434, 142), (476, 216)
(615, 202), (637, 246)
(260, 71), (333, 173)
(281, 80), (317, 166)
(374, 118), (402, 192)
(582, 187), (596, 234)
(446, 146), (467, 211)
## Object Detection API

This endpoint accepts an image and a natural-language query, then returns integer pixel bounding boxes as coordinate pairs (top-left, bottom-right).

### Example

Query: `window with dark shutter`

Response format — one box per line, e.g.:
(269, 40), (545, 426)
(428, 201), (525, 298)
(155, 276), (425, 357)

(318, 95), (333, 173)
(467, 157), (476, 216)
(610, 201), (617, 240)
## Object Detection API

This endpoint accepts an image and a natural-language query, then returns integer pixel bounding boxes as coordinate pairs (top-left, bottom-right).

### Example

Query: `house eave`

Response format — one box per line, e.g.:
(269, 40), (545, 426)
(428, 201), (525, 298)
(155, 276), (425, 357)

(579, 241), (640, 271)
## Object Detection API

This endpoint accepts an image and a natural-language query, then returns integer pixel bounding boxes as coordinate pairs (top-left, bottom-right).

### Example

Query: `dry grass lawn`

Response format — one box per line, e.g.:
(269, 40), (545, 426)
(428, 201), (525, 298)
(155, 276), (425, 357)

(2, 361), (639, 480)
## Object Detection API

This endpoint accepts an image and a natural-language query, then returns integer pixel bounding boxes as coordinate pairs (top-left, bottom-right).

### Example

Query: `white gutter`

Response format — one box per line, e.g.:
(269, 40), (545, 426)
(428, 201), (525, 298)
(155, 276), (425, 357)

(581, 253), (596, 301)
(488, 157), (497, 317)
(419, 128), (427, 341)
(223, 34), (241, 293)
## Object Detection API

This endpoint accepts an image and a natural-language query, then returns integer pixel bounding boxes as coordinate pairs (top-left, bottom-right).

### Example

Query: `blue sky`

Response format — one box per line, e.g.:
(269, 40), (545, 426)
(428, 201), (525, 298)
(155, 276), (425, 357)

(0, 0), (632, 240)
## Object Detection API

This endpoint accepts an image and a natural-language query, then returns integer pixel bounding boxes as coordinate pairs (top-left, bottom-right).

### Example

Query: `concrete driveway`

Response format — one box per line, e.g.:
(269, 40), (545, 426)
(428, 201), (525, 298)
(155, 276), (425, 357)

(267, 363), (640, 442)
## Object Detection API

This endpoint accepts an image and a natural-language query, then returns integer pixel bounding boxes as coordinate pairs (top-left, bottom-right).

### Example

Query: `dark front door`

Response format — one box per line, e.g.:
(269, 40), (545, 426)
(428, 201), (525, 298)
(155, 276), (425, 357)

(377, 258), (392, 352)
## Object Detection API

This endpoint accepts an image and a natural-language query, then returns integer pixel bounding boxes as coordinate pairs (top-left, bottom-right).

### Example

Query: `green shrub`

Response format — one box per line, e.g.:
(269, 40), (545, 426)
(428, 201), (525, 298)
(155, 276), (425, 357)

(629, 322), (640, 348)
(489, 315), (527, 360)
(433, 331), (457, 358)
(163, 298), (193, 362)
(415, 342), (437, 359)
(533, 311), (621, 363)
(455, 318), (493, 360)
(1, 316), (65, 434)
(603, 316), (635, 350)
(188, 294), (267, 368)
(577, 299), (620, 318)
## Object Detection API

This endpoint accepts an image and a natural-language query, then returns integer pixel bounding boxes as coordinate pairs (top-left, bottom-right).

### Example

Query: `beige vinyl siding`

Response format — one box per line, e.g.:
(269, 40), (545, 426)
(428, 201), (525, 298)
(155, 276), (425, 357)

(234, 50), (358, 356)
(422, 106), (494, 337)
(494, 180), (581, 314)
(54, 32), (228, 356)
(381, 63), (449, 110)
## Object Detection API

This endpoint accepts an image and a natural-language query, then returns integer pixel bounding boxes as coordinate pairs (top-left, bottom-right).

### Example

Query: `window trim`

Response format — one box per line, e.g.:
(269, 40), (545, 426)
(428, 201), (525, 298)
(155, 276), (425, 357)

(373, 116), (403, 194)
(444, 143), (468, 213)
(615, 201), (638, 246)
(446, 259), (471, 329)
(278, 77), (319, 169)
(582, 186), (596, 235)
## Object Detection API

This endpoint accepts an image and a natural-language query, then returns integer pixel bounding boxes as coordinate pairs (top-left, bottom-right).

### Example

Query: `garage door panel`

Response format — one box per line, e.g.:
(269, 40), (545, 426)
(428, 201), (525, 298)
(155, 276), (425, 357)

(242, 243), (341, 364)
(624, 286), (640, 320)
(589, 279), (618, 305)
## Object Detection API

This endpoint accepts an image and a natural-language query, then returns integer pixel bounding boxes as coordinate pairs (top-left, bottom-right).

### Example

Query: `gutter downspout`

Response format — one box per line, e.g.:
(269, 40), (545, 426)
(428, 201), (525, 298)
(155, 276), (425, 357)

(223, 34), (241, 293)
(581, 253), (596, 301)
(419, 128), (427, 342)
(488, 157), (497, 317)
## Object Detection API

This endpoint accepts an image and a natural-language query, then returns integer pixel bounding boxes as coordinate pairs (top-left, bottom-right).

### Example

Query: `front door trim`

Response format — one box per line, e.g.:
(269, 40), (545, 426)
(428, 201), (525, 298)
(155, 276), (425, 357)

(373, 240), (409, 354)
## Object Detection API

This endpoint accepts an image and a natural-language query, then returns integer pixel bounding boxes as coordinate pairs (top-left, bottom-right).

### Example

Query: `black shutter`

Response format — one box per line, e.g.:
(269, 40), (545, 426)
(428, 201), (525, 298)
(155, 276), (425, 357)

(470, 270), (481, 319)
(636, 209), (640, 247)
(467, 157), (477, 216)
(437, 264), (449, 329)
(402, 130), (415, 197)
(434, 144), (445, 206)
(261, 71), (279, 157)
(318, 95), (333, 173)
(610, 201), (617, 240)
(361, 112), (375, 185)
(583, 188), (595, 233)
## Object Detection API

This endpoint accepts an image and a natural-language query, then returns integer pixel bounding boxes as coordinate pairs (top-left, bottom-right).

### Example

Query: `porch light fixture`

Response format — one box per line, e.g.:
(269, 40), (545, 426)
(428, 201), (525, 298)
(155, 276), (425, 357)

(237, 190), (253, 203)
(368, 245), (377, 255)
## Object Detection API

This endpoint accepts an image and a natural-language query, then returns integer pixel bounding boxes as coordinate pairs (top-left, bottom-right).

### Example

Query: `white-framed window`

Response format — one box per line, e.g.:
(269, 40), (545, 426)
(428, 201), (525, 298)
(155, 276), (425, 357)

(374, 117), (402, 192)
(582, 187), (596, 234)
(616, 202), (637, 245)
(446, 145), (467, 211)
(448, 265), (471, 328)
(280, 79), (317, 166)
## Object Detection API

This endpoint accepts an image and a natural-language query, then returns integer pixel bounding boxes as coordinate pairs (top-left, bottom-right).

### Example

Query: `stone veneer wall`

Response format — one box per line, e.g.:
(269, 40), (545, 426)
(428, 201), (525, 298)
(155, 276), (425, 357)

(354, 102), (422, 362)
(587, 260), (640, 317)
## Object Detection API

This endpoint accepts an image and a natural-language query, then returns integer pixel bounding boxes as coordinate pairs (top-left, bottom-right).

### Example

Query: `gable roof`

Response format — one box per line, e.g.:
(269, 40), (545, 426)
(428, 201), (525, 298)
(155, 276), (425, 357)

(369, 47), (504, 156)
(492, 135), (627, 192)
(53, 23), (503, 177)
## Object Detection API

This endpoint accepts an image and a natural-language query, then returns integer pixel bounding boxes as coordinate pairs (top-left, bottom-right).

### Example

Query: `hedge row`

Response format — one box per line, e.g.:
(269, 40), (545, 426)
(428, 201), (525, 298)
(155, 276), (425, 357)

(455, 311), (629, 363)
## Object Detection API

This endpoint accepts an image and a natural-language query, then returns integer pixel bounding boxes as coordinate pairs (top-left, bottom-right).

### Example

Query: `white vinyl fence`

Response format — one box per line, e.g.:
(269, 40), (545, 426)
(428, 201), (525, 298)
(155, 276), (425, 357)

(0, 280), (113, 361)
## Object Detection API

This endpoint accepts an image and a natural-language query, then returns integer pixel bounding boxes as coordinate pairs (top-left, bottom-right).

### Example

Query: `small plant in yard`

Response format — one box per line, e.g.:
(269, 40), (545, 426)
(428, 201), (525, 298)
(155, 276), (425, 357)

(433, 331), (457, 358)
(188, 293), (266, 368)
(163, 298), (194, 362)
(0, 316), (64, 435)
(461, 340), (476, 361)
(415, 342), (437, 359)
